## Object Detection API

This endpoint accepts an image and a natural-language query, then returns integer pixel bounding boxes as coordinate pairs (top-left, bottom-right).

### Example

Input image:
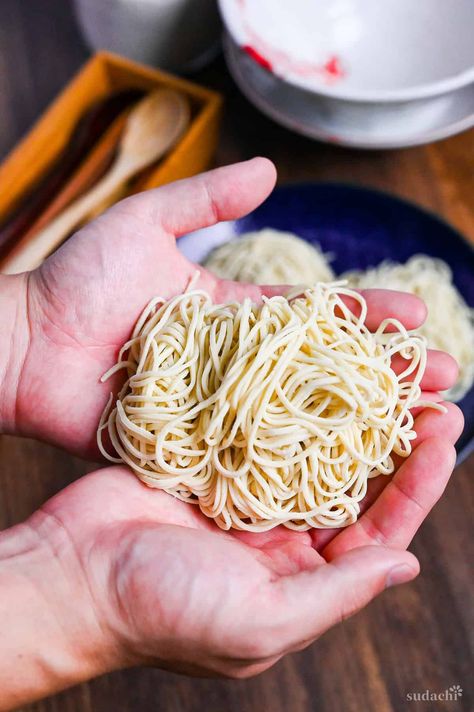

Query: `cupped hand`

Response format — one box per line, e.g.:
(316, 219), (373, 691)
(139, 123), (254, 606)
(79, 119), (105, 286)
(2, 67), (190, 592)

(31, 387), (462, 679)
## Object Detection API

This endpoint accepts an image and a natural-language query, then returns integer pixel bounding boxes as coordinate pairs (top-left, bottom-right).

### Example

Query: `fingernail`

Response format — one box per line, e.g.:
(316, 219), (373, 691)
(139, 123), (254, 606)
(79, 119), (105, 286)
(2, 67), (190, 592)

(386, 564), (417, 589)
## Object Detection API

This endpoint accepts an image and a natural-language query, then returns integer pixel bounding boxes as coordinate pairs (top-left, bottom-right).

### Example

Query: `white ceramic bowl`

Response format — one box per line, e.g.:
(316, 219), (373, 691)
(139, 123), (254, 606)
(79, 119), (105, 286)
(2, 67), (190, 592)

(219, 0), (474, 147)
(224, 33), (474, 149)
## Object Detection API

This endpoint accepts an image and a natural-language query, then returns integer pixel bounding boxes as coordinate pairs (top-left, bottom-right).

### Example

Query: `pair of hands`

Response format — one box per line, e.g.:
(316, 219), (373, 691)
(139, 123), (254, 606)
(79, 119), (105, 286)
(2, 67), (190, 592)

(0, 159), (463, 706)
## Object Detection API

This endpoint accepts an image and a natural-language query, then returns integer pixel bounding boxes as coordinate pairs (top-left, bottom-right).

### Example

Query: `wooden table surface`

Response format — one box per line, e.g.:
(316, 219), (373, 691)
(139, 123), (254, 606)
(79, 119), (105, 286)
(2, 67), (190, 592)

(0, 2), (473, 711)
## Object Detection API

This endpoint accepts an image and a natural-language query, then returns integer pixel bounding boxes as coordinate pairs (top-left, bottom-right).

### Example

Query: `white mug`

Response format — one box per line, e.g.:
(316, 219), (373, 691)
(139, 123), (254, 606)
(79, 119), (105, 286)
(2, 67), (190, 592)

(73, 0), (221, 72)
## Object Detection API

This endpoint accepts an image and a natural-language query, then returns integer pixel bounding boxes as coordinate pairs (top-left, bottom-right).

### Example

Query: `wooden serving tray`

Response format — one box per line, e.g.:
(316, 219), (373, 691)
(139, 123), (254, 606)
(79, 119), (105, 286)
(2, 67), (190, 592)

(0, 51), (223, 270)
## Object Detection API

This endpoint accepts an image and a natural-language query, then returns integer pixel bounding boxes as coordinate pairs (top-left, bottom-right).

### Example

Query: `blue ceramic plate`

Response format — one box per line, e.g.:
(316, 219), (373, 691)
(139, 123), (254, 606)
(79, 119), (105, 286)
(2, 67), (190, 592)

(178, 183), (474, 463)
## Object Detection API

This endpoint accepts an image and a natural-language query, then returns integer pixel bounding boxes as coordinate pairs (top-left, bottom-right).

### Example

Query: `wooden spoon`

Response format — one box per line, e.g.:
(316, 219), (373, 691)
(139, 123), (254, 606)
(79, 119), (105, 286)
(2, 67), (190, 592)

(1, 89), (190, 274)
(0, 89), (143, 254)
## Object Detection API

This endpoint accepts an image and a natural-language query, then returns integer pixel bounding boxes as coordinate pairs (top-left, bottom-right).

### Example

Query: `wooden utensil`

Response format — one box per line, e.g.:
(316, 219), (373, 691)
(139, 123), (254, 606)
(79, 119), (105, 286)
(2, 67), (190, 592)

(0, 89), (143, 256)
(17, 110), (130, 243)
(1, 89), (190, 274)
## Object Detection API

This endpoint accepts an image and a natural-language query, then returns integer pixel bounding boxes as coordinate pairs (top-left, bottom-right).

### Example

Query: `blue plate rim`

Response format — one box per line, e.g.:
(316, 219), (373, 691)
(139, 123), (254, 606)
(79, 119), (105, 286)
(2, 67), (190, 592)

(255, 180), (474, 255)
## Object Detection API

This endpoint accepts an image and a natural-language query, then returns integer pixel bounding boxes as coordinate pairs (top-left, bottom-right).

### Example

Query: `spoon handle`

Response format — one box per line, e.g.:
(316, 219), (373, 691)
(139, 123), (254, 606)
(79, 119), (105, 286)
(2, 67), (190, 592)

(0, 163), (130, 274)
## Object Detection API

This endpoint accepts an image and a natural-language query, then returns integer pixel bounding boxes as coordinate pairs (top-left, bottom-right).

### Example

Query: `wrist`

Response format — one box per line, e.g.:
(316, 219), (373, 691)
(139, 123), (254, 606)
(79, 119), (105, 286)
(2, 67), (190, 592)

(0, 513), (124, 709)
(0, 273), (29, 435)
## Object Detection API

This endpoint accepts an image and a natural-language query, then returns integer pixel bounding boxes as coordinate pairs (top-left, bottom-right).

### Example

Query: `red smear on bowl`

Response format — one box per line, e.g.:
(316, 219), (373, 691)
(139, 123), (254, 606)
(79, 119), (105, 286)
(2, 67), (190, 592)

(323, 55), (345, 79)
(243, 45), (273, 72)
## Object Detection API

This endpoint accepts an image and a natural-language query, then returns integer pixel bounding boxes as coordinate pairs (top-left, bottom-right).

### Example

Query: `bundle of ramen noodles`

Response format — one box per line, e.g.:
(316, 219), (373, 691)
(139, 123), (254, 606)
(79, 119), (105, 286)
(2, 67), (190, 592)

(204, 228), (335, 285)
(98, 279), (442, 531)
(343, 256), (474, 402)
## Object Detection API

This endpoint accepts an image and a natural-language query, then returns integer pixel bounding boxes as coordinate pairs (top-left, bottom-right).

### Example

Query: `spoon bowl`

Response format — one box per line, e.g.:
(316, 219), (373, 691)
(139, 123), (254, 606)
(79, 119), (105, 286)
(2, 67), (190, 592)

(118, 89), (190, 172)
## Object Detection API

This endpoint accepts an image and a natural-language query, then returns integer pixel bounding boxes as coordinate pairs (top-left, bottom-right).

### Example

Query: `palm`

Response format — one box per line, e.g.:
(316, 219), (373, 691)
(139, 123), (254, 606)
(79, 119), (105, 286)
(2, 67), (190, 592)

(42, 465), (323, 675)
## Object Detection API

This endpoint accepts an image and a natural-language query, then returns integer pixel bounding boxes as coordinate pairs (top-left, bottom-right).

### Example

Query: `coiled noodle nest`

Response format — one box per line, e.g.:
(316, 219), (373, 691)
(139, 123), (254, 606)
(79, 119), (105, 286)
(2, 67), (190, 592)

(98, 280), (439, 531)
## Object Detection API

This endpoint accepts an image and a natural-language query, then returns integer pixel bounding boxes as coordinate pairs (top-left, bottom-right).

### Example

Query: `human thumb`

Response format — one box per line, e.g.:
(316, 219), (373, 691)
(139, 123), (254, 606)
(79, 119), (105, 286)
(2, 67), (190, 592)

(271, 545), (419, 650)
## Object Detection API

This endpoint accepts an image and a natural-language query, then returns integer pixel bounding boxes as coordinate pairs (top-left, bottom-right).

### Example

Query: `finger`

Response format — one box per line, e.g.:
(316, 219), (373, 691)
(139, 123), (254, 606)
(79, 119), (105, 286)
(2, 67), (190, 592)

(343, 289), (427, 331)
(392, 398), (462, 464)
(270, 286), (427, 330)
(259, 284), (290, 298)
(391, 349), (459, 392)
(409, 391), (444, 418)
(323, 436), (457, 558)
(365, 402), (461, 495)
(409, 401), (464, 446)
(215, 284), (428, 331)
(309, 402), (463, 553)
(118, 157), (277, 237)
(239, 286), (427, 330)
(262, 546), (418, 654)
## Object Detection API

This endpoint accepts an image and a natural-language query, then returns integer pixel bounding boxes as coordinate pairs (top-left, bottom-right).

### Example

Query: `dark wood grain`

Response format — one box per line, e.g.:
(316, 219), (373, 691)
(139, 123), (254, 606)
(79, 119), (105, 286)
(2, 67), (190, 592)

(0, 2), (473, 711)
